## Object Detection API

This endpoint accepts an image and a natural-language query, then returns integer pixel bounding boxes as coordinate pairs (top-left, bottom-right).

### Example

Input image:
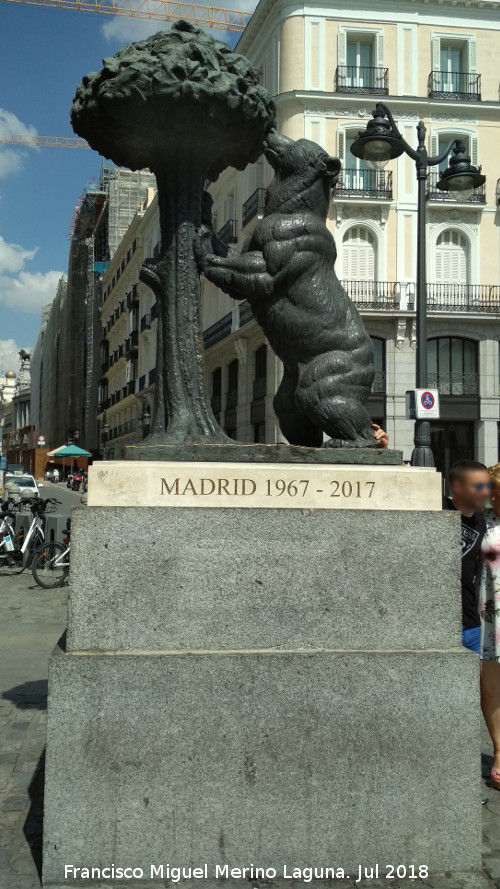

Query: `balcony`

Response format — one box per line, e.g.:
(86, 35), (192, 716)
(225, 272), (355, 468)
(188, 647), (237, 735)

(427, 171), (486, 204)
(203, 313), (232, 349)
(127, 286), (139, 309)
(253, 377), (267, 401)
(125, 330), (139, 357)
(217, 219), (238, 245)
(127, 380), (136, 396)
(242, 188), (266, 228)
(148, 367), (157, 386)
(99, 398), (110, 412)
(239, 300), (253, 326)
(335, 66), (389, 95)
(428, 372), (479, 396)
(138, 375), (146, 392)
(427, 283), (500, 312)
(342, 281), (399, 310)
(140, 313), (152, 332)
(336, 169), (393, 199)
(428, 70), (481, 101)
(151, 301), (159, 321)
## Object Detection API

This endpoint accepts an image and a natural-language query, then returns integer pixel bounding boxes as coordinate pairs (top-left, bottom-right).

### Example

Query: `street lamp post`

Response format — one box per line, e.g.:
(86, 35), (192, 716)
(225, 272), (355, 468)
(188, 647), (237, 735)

(350, 103), (486, 466)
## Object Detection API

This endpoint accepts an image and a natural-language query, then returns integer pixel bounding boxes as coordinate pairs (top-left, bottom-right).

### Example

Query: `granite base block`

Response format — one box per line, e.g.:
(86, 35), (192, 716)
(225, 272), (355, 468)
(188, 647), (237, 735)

(42, 647), (481, 887)
(67, 508), (461, 653)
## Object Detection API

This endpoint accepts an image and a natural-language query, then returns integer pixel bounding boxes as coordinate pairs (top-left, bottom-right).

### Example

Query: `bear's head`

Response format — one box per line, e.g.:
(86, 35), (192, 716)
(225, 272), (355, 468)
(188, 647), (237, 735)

(263, 131), (341, 216)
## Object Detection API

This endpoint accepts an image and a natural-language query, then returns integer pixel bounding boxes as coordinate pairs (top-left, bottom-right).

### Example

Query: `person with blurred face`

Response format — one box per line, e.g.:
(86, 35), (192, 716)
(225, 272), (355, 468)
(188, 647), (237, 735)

(477, 463), (500, 789)
(445, 460), (490, 655)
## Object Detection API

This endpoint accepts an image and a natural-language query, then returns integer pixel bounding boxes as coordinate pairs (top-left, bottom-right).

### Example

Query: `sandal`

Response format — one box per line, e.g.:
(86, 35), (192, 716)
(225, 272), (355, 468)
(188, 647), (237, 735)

(491, 768), (500, 790)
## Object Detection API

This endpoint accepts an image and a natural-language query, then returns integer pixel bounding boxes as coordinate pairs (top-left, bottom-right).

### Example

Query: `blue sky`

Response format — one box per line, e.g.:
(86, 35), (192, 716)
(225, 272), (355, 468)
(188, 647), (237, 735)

(0, 0), (257, 373)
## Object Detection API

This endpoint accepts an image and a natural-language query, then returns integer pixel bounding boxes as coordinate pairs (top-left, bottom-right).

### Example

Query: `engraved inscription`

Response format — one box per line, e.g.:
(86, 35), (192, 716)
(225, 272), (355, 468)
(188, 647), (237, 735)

(160, 475), (375, 502)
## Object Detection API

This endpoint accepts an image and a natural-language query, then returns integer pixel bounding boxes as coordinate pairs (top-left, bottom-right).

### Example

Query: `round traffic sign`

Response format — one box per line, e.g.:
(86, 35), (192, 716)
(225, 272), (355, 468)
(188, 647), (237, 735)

(420, 391), (435, 410)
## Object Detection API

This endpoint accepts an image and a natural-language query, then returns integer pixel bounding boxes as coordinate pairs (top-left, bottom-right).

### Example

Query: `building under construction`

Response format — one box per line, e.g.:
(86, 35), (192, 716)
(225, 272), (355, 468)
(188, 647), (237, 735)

(30, 166), (156, 453)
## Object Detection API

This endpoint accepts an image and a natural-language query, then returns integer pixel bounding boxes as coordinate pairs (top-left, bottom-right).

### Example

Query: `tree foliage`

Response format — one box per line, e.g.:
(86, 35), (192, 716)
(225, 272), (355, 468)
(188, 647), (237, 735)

(71, 20), (276, 178)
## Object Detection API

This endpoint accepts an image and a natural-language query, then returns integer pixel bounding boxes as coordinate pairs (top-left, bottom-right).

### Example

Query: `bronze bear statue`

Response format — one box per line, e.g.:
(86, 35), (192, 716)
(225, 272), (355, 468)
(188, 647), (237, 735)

(196, 130), (378, 449)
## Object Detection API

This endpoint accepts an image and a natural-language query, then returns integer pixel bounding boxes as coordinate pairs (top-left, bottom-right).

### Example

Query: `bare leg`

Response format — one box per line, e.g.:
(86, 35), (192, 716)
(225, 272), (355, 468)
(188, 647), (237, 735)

(480, 659), (500, 781)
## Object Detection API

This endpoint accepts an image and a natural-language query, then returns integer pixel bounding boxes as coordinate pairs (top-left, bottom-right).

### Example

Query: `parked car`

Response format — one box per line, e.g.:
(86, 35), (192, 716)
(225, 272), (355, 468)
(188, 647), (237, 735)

(4, 473), (43, 500)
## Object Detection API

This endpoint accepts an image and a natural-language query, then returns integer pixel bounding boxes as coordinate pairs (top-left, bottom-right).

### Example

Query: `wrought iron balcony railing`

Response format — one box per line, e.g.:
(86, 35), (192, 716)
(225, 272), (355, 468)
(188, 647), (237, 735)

(203, 312), (232, 349)
(427, 284), (500, 312)
(148, 367), (157, 386)
(239, 300), (253, 326)
(140, 313), (152, 332)
(335, 66), (389, 95)
(151, 301), (159, 321)
(217, 219), (238, 245)
(342, 281), (400, 310)
(428, 70), (481, 101)
(336, 168), (393, 199)
(242, 188), (267, 227)
(427, 171), (486, 204)
(428, 372), (480, 396)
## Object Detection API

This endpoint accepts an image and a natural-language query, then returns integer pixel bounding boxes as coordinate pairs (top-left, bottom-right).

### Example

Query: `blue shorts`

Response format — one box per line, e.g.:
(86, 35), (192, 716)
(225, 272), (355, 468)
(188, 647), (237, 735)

(462, 626), (481, 655)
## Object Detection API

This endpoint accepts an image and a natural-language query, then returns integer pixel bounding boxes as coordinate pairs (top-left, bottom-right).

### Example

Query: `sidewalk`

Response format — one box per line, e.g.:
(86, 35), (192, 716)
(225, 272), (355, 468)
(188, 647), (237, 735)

(1, 566), (500, 889)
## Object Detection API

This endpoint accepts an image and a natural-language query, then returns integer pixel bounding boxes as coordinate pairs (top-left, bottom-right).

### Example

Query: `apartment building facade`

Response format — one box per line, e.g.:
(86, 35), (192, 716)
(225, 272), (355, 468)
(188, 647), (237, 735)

(200, 0), (500, 473)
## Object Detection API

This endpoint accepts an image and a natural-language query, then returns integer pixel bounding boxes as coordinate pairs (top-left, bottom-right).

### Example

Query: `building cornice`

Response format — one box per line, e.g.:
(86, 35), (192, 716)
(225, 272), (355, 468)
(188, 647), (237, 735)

(277, 90), (500, 119)
(238, 0), (500, 53)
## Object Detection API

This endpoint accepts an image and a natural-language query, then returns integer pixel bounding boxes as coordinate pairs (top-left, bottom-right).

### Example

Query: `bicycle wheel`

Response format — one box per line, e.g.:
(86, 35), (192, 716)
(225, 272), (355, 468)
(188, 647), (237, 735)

(32, 542), (68, 589)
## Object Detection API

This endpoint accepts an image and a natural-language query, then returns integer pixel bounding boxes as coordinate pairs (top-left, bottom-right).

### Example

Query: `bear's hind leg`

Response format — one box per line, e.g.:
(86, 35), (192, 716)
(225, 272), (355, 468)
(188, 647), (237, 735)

(274, 369), (323, 448)
(296, 354), (379, 449)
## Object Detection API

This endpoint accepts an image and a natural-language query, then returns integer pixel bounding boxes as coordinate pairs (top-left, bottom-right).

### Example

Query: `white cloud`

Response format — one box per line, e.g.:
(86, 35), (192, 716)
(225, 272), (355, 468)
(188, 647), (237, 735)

(0, 236), (36, 275)
(0, 235), (62, 315)
(101, 0), (259, 44)
(0, 109), (38, 181)
(0, 338), (26, 375)
(0, 270), (63, 315)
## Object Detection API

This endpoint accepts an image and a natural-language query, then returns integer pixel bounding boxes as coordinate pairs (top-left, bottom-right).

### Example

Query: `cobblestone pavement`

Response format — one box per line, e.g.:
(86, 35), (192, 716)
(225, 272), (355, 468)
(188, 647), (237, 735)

(1, 561), (500, 889)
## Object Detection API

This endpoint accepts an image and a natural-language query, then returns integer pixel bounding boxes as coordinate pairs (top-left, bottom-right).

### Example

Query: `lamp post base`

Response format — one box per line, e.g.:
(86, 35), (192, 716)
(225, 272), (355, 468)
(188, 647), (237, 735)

(411, 446), (435, 467)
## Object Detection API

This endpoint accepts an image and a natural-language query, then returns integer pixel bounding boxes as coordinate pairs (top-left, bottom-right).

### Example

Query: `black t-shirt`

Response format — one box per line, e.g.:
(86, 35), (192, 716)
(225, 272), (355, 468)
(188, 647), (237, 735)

(444, 498), (485, 628)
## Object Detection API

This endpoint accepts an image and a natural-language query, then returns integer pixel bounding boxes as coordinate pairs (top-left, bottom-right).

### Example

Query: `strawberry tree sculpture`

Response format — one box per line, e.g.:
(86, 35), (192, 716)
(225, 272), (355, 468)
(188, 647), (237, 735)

(72, 21), (276, 445)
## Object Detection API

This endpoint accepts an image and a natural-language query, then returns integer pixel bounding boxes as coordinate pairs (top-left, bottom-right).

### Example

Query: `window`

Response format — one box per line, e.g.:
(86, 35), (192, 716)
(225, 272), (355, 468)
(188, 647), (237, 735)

(371, 338), (386, 395)
(427, 337), (478, 395)
(435, 230), (469, 299)
(254, 422), (266, 443)
(341, 227), (376, 282)
(253, 345), (267, 401)
(337, 30), (386, 93)
(430, 35), (479, 100)
(211, 368), (222, 418)
(226, 359), (239, 409)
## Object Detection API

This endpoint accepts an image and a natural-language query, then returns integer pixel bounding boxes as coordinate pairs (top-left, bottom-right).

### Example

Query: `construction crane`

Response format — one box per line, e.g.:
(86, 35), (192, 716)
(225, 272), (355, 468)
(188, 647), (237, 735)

(0, 1), (254, 147)
(0, 134), (89, 148)
(0, 0), (252, 31)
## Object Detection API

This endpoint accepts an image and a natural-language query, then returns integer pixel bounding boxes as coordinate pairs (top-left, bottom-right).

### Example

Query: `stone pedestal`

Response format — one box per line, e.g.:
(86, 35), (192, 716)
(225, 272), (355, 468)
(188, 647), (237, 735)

(42, 464), (481, 887)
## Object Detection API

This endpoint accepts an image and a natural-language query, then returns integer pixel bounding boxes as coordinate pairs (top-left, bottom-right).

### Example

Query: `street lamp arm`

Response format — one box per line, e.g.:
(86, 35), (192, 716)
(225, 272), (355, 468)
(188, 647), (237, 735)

(429, 137), (461, 169)
(375, 102), (420, 163)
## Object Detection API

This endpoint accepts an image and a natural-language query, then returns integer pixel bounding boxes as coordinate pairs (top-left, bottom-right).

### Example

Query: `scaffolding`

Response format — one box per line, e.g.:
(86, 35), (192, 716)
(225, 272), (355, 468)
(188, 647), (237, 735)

(67, 166), (157, 449)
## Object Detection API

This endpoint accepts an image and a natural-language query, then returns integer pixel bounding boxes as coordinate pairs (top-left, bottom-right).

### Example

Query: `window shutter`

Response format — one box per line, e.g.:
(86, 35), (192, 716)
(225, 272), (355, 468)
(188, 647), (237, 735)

(470, 135), (478, 167)
(376, 32), (384, 67)
(431, 35), (441, 71)
(337, 130), (345, 163)
(338, 29), (347, 66)
(430, 132), (439, 160)
(468, 37), (477, 73)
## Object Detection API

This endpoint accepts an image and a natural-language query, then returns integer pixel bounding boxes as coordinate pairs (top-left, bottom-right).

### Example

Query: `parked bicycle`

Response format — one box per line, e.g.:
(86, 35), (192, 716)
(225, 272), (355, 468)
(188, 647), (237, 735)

(32, 520), (71, 588)
(0, 502), (18, 566)
(0, 497), (61, 568)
